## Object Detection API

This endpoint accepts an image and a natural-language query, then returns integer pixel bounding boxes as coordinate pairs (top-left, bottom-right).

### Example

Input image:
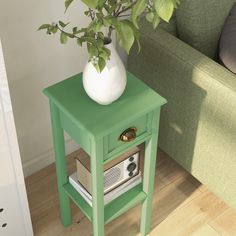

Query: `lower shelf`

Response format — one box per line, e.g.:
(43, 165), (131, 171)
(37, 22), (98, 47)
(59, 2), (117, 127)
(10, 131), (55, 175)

(63, 182), (146, 224)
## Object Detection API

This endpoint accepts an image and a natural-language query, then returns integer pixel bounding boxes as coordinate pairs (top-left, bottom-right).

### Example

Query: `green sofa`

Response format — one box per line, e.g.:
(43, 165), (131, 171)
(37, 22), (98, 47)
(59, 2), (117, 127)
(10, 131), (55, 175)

(128, 0), (236, 209)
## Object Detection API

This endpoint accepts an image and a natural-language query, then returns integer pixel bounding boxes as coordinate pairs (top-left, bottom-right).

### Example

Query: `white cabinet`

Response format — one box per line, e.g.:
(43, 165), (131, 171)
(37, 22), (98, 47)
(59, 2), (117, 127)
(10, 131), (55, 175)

(0, 40), (33, 236)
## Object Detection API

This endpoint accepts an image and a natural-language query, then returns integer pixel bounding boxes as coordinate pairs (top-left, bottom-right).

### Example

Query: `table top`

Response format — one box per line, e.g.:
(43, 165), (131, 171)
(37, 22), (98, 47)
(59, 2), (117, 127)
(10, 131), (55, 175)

(43, 72), (166, 138)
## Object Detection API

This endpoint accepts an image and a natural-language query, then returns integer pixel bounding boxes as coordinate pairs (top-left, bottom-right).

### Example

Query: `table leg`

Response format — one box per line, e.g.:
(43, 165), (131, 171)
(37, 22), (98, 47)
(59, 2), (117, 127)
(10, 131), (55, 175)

(91, 139), (104, 236)
(140, 109), (160, 236)
(50, 102), (72, 227)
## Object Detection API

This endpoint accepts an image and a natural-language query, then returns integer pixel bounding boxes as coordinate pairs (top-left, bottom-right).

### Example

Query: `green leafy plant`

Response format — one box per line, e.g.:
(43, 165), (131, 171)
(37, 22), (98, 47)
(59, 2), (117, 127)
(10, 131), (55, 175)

(39, 0), (180, 72)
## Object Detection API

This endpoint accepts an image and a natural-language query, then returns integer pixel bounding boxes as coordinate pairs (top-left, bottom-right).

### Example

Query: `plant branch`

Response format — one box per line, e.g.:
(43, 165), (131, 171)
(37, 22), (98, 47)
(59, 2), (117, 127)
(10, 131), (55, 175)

(57, 25), (80, 39)
(115, 4), (122, 15)
(89, 8), (95, 20)
(107, 26), (113, 39)
(115, 1), (137, 16)
(117, 13), (131, 17)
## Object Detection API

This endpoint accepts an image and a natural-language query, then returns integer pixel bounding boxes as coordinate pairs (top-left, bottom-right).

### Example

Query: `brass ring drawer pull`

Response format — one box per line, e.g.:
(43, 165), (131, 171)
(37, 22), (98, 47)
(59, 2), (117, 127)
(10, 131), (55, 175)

(119, 127), (137, 142)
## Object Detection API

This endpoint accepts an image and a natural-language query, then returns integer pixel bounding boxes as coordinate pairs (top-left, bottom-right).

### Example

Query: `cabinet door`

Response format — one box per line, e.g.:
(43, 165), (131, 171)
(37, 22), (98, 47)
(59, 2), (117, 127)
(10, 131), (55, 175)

(0, 40), (33, 236)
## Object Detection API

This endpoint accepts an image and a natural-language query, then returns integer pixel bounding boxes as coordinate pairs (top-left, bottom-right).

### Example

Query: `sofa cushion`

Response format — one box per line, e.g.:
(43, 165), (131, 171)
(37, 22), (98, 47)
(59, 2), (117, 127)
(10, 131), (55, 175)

(176, 0), (235, 59)
(219, 3), (236, 74)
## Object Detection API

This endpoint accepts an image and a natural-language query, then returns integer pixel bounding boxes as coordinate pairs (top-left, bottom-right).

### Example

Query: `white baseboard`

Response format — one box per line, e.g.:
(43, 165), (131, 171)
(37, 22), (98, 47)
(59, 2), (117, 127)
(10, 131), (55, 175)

(23, 139), (80, 177)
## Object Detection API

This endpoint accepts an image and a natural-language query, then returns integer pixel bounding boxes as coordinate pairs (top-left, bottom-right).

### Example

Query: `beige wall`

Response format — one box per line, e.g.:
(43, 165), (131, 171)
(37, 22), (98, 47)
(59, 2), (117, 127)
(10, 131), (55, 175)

(0, 0), (90, 176)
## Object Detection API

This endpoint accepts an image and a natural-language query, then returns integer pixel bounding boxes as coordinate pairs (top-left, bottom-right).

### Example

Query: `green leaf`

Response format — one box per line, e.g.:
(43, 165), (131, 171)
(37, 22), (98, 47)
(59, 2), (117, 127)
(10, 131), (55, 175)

(96, 38), (104, 47)
(96, 12), (103, 19)
(97, 32), (104, 39)
(65, 0), (74, 12)
(103, 4), (110, 13)
(109, 4), (118, 14)
(94, 64), (100, 73)
(38, 24), (51, 30)
(74, 27), (87, 34)
(85, 30), (95, 37)
(98, 0), (106, 7)
(45, 25), (58, 35)
(103, 17), (112, 27)
(89, 20), (102, 32)
(98, 57), (106, 72)
(65, 32), (75, 38)
(112, 19), (134, 54)
(154, 0), (174, 22)
(99, 51), (108, 61)
(124, 20), (141, 53)
(73, 27), (78, 34)
(102, 47), (111, 57)
(87, 44), (99, 56)
(51, 26), (58, 34)
(60, 32), (68, 44)
(108, 0), (117, 7)
(118, 0), (132, 5)
(81, 36), (96, 44)
(77, 38), (82, 46)
(152, 13), (161, 28)
(59, 21), (69, 28)
(84, 10), (90, 16)
(99, 48), (110, 61)
(146, 12), (154, 23)
(81, 0), (99, 9)
(131, 0), (147, 28)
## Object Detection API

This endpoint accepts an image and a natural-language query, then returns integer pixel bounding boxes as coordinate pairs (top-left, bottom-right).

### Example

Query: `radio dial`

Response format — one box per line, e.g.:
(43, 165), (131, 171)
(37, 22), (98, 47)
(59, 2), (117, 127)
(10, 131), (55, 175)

(129, 172), (134, 177)
(127, 162), (136, 172)
(129, 156), (134, 162)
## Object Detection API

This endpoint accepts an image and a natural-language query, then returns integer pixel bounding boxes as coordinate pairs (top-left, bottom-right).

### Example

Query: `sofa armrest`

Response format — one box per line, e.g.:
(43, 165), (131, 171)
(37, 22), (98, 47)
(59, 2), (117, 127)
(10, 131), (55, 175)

(128, 28), (236, 209)
(129, 27), (236, 94)
(140, 16), (177, 37)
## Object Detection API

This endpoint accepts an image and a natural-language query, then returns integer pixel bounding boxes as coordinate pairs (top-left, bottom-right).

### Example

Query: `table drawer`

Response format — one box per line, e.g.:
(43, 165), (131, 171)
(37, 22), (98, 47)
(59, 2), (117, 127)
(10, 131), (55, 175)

(107, 113), (151, 154)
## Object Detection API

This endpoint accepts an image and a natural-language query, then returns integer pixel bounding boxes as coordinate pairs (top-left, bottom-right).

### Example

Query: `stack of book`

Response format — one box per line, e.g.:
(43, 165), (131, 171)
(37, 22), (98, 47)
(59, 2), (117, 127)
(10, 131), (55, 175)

(69, 172), (141, 206)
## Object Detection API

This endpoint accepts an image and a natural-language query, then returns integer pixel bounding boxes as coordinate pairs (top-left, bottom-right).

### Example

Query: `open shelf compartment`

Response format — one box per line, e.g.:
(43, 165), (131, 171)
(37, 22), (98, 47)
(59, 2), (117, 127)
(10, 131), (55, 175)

(63, 182), (146, 224)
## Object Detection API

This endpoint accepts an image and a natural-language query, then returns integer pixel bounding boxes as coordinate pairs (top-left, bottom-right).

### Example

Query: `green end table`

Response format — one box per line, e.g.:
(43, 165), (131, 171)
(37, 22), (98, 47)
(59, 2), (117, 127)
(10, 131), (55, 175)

(43, 72), (166, 236)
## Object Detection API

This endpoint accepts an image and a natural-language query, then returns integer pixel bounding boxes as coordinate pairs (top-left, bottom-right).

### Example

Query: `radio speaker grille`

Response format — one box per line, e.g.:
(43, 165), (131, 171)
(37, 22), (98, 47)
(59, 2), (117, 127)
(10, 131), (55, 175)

(104, 167), (123, 188)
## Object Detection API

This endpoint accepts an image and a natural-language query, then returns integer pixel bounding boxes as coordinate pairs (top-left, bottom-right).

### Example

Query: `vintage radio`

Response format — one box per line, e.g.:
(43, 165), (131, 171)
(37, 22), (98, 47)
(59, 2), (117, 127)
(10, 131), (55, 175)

(75, 147), (142, 195)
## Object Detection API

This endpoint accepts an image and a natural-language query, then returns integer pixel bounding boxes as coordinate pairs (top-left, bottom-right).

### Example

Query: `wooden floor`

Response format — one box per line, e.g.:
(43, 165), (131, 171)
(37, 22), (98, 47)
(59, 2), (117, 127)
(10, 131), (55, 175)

(25, 149), (236, 236)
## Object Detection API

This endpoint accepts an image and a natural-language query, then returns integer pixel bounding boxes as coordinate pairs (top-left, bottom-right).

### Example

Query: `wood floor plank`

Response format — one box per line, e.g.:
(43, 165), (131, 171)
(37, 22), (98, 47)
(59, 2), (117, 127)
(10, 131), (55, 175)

(209, 208), (236, 236)
(155, 149), (189, 184)
(150, 190), (228, 236)
(25, 148), (236, 236)
(189, 224), (220, 236)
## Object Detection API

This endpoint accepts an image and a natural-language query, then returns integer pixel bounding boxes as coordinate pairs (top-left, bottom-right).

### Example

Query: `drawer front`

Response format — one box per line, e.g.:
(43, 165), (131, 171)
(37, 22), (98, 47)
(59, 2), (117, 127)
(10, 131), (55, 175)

(107, 113), (152, 155)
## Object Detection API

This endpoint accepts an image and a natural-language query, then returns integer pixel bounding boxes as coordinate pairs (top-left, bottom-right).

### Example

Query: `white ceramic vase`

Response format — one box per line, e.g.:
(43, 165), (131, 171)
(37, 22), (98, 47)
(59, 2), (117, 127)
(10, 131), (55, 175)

(83, 42), (126, 105)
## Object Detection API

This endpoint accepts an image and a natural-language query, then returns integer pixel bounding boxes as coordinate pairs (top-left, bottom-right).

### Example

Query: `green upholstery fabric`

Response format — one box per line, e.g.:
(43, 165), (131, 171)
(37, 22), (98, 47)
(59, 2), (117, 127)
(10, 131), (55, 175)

(176, 0), (235, 59)
(128, 20), (236, 209)
(158, 16), (177, 36)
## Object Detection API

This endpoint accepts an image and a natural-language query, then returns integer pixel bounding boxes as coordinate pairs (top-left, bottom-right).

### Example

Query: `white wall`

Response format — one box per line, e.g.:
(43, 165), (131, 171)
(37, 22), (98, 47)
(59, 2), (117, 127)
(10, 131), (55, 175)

(0, 0), (90, 176)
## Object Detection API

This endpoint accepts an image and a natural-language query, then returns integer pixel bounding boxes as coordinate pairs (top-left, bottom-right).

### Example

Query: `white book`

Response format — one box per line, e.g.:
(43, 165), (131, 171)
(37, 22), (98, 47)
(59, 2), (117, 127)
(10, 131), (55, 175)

(69, 172), (142, 206)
